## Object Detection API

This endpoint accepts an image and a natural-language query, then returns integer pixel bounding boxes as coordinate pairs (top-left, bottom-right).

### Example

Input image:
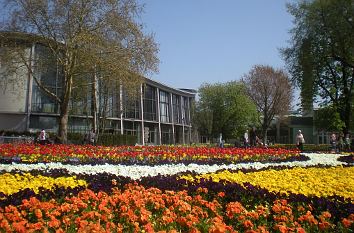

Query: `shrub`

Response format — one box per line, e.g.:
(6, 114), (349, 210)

(269, 144), (330, 152)
(96, 133), (137, 146)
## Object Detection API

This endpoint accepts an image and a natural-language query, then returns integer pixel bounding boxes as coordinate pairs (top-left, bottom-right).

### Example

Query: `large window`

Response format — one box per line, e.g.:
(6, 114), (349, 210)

(143, 122), (158, 144)
(31, 44), (62, 113)
(181, 97), (190, 125)
(184, 128), (191, 144)
(99, 82), (121, 118)
(161, 124), (173, 144)
(69, 83), (91, 116)
(29, 115), (58, 131)
(101, 119), (121, 134)
(172, 94), (182, 124)
(159, 90), (170, 123)
(123, 89), (140, 119)
(68, 117), (90, 134)
(143, 85), (157, 121)
(124, 121), (141, 144)
(174, 125), (183, 144)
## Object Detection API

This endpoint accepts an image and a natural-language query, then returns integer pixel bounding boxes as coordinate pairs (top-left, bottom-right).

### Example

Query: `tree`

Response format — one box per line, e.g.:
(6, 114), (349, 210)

(314, 105), (345, 132)
(242, 65), (293, 143)
(195, 81), (258, 141)
(282, 0), (354, 134)
(0, 0), (159, 143)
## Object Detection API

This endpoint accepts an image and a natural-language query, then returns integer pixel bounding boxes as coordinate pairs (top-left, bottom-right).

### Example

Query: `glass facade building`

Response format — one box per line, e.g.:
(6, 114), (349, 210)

(0, 32), (196, 145)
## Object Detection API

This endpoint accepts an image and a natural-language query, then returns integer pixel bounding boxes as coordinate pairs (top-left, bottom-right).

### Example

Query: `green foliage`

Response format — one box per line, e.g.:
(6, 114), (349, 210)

(282, 0), (354, 133)
(96, 134), (137, 146)
(269, 144), (331, 152)
(67, 133), (85, 144)
(314, 106), (345, 132)
(66, 132), (137, 146)
(195, 81), (258, 140)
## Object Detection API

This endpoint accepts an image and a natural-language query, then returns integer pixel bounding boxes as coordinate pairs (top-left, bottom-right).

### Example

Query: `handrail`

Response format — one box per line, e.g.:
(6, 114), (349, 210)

(0, 136), (34, 144)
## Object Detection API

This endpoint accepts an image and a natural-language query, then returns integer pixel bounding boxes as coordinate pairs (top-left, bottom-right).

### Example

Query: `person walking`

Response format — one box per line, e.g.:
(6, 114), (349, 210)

(244, 129), (249, 148)
(344, 134), (351, 152)
(296, 130), (305, 151)
(249, 127), (257, 147)
(338, 133), (344, 152)
(330, 133), (337, 153)
(218, 133), (224, 148)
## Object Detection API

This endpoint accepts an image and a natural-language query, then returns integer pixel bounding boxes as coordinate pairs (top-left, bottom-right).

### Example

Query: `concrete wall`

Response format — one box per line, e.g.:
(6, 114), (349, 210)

(0, 48), (30, 113)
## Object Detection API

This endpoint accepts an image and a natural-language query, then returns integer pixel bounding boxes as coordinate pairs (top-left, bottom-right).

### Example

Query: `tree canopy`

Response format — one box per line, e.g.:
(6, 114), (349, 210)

(282, 0), (354, 134)
(242, 65), (293, 143)
(314, 105), (345, 132)
(194, 81), (258, 141)
(0, 0), (159, 142)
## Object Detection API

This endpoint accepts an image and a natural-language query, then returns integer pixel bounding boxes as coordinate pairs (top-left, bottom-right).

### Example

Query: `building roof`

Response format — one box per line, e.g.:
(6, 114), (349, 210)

(144, 77), (196, 97)
(0, 31), (59, 47)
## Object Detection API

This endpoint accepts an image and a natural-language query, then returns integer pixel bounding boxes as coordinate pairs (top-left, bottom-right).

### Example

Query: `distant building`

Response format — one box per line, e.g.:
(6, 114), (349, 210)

(271, 109), (352, 145)
(0, 32), (196, 145)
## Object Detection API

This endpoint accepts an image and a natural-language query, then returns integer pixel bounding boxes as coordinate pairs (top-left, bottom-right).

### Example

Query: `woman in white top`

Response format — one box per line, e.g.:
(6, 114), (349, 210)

(244, 130), (249, 148)
(39, 129), (46, 145)
(296, 130), (305, 151)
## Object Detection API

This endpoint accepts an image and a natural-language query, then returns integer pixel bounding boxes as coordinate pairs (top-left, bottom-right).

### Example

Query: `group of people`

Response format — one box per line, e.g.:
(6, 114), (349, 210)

(243, 127), (265, 148)
(220, 128), (352, 152)
(296, 130), (352, 152)
(218, 128), (269, 148)
(83, 128), (96, 145)
(329, 132), (351, 152)
(36, 128), (96, 145)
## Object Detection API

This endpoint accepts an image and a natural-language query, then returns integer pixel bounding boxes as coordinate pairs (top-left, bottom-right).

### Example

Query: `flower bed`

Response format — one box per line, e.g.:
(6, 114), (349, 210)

(0, 144), (353, 232)
(0, 182), (353, 232)
(0, 144), (302, 165)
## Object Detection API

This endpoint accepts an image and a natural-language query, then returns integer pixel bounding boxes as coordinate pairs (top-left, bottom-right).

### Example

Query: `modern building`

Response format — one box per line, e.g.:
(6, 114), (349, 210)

(0, 32), (196, 145)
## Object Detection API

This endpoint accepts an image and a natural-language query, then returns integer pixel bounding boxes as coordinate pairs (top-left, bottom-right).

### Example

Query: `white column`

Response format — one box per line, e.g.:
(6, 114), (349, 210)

(119, 84), (124, 135)
(181, 96), (185, 144)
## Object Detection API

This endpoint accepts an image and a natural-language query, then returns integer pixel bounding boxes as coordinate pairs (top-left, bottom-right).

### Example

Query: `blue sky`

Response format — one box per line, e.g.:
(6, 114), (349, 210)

(138, 0), (295, 91)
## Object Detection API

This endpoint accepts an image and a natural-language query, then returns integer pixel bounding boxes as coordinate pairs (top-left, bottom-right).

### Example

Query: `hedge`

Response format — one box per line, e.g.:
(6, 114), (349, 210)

(269, 144), (332, 152)
(96, 133), (137, 146)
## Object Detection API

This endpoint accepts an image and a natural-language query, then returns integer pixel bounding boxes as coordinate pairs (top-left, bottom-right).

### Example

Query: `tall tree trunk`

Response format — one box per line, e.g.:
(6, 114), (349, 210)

(100, 91), (108, 134)
(58, 104), (69, 143)
(262, 110), (268, 144)
(262, 125), (268, 145)
(343, 100), (352, 135)
(58, 70), (73, 144)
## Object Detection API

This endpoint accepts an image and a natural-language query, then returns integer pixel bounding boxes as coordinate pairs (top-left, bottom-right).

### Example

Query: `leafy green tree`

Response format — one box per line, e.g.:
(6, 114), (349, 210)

(314, 106), (345, 132)
(195, 81), (258, 141)
(282, 0), (354, 134)
(0, 0), (159, 143)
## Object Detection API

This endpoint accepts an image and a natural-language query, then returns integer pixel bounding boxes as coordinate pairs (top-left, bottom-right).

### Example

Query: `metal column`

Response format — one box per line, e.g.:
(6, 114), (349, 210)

(156, 87), (161, 144)
(140, 84), (145, 145)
